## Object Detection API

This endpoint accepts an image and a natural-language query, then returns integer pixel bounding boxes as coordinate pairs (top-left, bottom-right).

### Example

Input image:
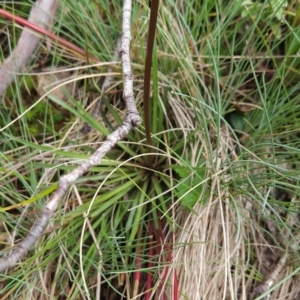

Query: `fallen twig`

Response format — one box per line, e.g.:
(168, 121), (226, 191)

(254, 253), (287, 298)
(0, 0), (141, 273)
(0, 7), (101, 65)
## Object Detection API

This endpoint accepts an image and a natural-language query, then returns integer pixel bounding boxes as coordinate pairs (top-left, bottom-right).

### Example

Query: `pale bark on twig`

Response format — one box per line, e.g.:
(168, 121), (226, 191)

(0, 0), (59, 97)
(0, 0), (141, 273)
(254, 253), (287, 298)
(253, 234), (300, 297)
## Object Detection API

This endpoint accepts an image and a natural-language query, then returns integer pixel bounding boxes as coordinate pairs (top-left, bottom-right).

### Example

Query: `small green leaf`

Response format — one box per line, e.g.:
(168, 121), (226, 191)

(174, 165), (206, 209)
(229, 112), (245, 132)
(270, 0), (287, 21)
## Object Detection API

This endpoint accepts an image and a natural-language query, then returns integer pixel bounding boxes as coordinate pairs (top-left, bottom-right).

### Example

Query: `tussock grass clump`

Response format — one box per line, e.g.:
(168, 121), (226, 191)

(1, 0), (300, 299)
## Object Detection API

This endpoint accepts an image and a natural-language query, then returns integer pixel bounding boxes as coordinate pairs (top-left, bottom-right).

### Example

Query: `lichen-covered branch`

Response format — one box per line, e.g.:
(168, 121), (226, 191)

(0, 0), (141, 273)
(0, 0), (59, 98)
(120, 0), (141, 126)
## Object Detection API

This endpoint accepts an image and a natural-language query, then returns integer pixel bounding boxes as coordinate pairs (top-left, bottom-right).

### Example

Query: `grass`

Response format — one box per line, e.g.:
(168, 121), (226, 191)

(1, 0), (300, 299)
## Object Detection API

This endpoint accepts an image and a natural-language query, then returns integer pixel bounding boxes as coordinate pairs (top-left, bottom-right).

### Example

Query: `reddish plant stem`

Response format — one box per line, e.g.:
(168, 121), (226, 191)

(145, 222), (155, 300)
(155, 219), (179, 300)
(133, 228), (142, 298)
(173, 269), (179, 300)
(0, 8), (101, 62)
